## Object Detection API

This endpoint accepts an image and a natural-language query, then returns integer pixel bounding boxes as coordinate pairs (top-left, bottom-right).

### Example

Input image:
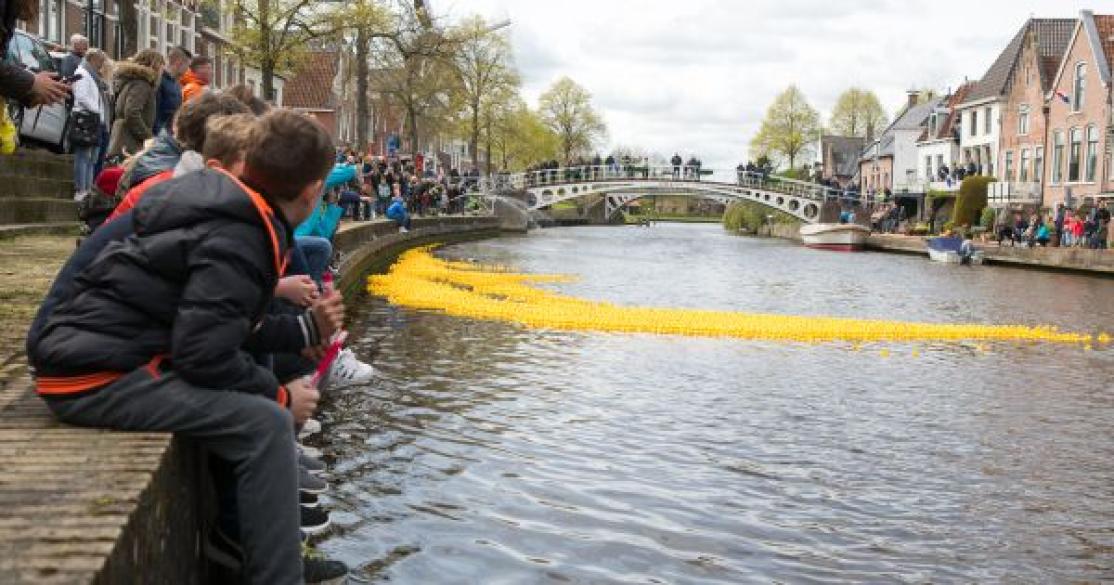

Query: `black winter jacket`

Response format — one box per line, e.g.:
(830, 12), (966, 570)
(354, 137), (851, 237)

(30, 169), (294, 402)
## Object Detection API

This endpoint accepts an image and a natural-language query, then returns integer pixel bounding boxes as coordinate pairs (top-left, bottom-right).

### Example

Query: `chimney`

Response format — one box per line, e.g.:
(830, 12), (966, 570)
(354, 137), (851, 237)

(906, 89), (920, 110)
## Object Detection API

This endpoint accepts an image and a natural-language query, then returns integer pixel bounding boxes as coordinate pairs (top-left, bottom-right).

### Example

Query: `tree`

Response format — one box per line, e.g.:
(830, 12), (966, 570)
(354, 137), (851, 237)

(829, 88), (888, 141)
(484, 98), (559, 171)
(227, 0), (335, 102)
(750, 85), (820, 170)
(368, 3), (459, 158)
(326, 0), (393, 149)
(537, 77), (607, 164)
(454, 16), (519, 174)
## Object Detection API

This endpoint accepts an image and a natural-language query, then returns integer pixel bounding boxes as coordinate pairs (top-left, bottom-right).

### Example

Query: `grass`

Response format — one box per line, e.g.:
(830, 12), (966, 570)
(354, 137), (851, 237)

(0, 236), (72, 373)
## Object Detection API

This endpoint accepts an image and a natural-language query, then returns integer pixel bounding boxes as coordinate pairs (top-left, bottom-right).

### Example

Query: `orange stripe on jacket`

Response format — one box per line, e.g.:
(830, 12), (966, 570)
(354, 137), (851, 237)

(106, 169), (175, 222)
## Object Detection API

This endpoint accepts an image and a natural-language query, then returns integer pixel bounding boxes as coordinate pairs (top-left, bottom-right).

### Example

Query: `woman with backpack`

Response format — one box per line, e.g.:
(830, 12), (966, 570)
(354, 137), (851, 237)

(71, 49), (110, 202)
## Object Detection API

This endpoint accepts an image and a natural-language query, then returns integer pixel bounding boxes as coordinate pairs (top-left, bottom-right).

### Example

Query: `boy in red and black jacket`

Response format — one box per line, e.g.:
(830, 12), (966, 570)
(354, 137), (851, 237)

(28, 110), (335, 585)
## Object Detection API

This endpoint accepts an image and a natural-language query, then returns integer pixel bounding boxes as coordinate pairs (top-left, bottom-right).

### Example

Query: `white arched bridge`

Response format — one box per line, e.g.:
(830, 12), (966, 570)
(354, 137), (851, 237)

(479, 165), (863, 223)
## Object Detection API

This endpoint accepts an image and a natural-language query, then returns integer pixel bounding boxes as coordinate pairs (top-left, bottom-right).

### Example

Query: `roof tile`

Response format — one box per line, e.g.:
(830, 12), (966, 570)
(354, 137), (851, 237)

(284, 52), (338, 110)
(964, 18), (1076, 104)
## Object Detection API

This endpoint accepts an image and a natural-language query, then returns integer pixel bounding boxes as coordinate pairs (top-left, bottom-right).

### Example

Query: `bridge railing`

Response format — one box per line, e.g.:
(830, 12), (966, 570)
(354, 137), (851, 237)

(478, 165), (851, 202)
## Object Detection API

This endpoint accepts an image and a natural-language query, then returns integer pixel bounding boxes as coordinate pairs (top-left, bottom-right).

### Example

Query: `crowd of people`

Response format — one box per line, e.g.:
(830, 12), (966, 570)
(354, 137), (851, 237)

(7, 34), (401, 582)
(999, 207), (1111, 249)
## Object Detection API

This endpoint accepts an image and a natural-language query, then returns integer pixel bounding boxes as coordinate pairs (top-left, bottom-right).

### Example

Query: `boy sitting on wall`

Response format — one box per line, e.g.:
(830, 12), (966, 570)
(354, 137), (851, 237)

(28, 110), (336, 585)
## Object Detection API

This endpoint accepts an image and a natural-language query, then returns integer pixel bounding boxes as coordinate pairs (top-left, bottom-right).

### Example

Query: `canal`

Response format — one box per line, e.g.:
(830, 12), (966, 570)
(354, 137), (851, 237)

(318, 223), (1114, 583)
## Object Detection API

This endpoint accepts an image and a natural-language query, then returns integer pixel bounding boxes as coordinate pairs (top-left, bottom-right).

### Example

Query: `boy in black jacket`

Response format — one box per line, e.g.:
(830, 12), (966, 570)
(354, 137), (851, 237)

(28, 110), (335, 585)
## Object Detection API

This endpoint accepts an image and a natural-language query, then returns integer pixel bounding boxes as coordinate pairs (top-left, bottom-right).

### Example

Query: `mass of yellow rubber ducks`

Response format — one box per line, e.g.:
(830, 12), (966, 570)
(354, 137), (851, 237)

(368, 246), (1108, 347)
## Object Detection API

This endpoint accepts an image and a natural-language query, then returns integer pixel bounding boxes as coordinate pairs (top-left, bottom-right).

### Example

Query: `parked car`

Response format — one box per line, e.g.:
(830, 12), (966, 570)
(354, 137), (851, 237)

(4, 30), (71, 153)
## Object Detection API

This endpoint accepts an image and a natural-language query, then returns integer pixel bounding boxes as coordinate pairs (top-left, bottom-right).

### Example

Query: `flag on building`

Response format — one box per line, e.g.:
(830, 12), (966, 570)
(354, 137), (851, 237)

(1054, 90), (1070, 104)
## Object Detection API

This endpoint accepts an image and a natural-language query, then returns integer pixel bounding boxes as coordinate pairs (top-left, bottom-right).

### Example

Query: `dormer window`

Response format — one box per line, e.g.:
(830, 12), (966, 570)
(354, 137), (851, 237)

(1073, 63), (1086, 111)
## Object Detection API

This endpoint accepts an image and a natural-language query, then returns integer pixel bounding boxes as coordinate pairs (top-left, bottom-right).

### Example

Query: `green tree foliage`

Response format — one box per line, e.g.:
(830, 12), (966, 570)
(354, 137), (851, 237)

(454, 16), (520, 174)
(538, 77), (607, 163)
(723, 201), (798, 232)
(750, 86), (820, 171)
(489, 100), (560, 171)
(226, 0), (334, 101)
(829, 88), (888, 140)
(954, 176), (996, 227)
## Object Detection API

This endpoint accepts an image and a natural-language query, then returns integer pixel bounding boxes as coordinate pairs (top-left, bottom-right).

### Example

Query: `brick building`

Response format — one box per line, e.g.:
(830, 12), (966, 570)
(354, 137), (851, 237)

(1042, 10), (1114, 209)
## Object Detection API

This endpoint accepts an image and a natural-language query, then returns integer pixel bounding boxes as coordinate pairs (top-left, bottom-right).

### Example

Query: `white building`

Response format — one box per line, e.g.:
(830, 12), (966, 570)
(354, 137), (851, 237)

(915, 82), (976, 192)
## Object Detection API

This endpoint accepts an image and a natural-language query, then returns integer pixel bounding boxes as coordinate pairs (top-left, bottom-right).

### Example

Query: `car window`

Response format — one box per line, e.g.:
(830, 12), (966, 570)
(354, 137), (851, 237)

(14, 34), (38, 71)
(24, 35), (56, 73)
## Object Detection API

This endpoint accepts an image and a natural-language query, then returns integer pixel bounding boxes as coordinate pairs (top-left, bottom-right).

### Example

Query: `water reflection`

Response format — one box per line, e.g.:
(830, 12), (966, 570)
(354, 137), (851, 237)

(317, 224), (1114, 583)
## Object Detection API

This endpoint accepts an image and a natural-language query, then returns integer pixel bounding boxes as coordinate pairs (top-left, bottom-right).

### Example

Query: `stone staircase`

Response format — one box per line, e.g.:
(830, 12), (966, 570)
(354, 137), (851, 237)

(0, 149), (79, 226)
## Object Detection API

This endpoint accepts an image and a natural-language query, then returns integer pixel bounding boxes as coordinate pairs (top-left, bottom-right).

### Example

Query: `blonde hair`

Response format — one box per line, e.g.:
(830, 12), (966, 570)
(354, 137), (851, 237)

(84, 48), (113, 80)
(132, 49), (165, 72)
(202, 114), (257, 167)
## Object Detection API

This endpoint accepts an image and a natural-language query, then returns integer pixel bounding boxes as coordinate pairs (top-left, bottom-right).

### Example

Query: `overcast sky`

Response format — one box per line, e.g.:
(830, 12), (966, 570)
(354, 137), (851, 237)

(441, 0), (1098, 169)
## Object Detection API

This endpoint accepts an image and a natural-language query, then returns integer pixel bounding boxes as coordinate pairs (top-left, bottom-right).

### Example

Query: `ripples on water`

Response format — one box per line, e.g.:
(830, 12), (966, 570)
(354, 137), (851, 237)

(317, 224), (1114, 583)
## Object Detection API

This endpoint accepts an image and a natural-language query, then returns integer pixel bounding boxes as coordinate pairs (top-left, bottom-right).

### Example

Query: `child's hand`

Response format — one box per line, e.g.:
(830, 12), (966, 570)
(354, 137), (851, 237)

(287, 377), (320, 424)
(276, 275), (318, 307)
(310, 292), (345, 341)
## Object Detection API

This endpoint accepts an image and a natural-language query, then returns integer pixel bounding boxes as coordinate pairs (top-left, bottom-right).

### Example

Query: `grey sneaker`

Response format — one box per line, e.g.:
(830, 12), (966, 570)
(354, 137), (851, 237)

(300, 466), (328, 494)
(304, 553), (348, 584)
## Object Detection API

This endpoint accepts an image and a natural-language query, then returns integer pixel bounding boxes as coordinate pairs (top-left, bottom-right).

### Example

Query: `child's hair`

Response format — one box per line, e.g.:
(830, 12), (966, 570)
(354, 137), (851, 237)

(226, 84), (270, 115)
(244, 110), (334, 202)
(175, 93), (251, 153)
(202, 114), (256, 167)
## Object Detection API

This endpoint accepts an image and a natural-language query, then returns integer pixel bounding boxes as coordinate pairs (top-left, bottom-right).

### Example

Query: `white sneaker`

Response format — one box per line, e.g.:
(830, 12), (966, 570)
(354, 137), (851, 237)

(298, 443), (323, 459)
(399, 226), (409, 233)
(327, 348), (375, 387)
(73, 190), (87, 202)
(298, 418), (322, 440)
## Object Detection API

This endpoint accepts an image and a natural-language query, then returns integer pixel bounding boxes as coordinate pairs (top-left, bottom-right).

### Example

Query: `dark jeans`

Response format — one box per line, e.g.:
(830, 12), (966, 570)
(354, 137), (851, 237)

(45, 369), (302, 584)
(339, 191), (370, 220)
(94, 125), (109, 178)
(288, 236), (332, 285)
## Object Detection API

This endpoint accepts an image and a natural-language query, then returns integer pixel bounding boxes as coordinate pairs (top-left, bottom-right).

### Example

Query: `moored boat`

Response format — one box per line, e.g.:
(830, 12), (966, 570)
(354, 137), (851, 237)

(926, 236), (985, 265)
(799, 223), (870, 251)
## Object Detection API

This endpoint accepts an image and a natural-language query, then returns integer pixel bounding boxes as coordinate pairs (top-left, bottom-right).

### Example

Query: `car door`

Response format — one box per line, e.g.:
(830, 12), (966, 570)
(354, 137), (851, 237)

(15, 33), (69, 148)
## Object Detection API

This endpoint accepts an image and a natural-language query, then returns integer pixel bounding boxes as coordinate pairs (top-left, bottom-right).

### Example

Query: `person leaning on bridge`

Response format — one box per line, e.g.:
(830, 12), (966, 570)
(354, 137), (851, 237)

(0, 1), (70, 107)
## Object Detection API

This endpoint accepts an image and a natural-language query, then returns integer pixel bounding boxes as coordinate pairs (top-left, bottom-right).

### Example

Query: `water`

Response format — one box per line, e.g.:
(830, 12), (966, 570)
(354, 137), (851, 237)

(317, 223), (1114, 583)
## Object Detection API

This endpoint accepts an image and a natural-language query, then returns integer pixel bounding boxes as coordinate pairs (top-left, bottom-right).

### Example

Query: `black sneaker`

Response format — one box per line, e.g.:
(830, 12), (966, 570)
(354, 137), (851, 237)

(301, 505), (331, 535)
(300, 490), (320, 508)
(304, 555), (348, 584)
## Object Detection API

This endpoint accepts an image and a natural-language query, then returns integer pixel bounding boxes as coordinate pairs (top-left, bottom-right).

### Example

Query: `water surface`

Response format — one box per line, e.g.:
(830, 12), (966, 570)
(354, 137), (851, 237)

(318, 223), (1114, 583)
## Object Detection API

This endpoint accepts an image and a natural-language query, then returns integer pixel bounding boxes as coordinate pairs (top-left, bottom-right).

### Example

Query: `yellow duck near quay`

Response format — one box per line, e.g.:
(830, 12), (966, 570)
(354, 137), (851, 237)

(367, 247), (1109, 347)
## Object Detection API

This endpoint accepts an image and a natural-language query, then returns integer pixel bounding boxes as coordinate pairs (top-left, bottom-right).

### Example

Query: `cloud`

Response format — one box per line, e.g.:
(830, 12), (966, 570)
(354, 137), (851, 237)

(445, 0), (1095, 169)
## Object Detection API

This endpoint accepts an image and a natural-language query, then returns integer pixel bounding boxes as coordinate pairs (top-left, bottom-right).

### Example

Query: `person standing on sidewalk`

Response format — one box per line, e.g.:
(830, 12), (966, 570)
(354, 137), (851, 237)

(107, 50), (163, 160)
(180, 55), (212, 104)
(154, 46), (191, 136)
(60, 34), (89, 78)
(71, 49), (108, 201)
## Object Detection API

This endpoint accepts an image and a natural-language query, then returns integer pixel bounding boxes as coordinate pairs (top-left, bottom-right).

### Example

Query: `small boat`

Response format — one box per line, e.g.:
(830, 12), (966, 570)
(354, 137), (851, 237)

(926, 236), (985, 265)
(799, 223), (870, 251)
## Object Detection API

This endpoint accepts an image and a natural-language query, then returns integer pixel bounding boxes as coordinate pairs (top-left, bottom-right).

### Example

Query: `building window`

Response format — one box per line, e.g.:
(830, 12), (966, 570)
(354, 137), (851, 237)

(1034, 147), (1044, 184)
(1072, 63), (1086, 111)
(1052, 131), (1063, 184)
(1085, 126), (1098, 182)
(970, 111), (978, 137)
(1004, 151), (1013, 182)
(1020, 149), (1030, 182)
(925, 156), (932, 181)
(936, 154), (944, 176)
(40, 0), (63, 44)
(1018, 105), (1029, 135)
(1068, 128), (1082, 182)
(984, 107), (992, 134)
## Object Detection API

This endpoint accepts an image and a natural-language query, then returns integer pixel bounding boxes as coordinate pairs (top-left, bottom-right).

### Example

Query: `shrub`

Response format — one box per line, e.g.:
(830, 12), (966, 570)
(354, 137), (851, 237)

(953, 176), (996, 228)
(979, 206), (997, 229)
(723, 201), (798, 232)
